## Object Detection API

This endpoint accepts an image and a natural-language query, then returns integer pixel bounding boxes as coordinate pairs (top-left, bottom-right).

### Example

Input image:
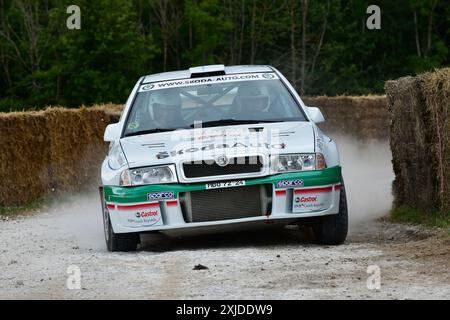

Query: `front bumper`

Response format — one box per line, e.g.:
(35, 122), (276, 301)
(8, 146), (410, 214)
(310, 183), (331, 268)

(103, 166), (343, 234)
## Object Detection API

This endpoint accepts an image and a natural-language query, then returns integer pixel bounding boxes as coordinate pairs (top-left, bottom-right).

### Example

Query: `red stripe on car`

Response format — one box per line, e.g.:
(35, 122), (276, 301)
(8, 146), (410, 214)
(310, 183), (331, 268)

(106, 204), (115, 210)
(117, 202), (160, 210)
(334, 184), (342, 191)
(294, 186), (333, 194)
(275, 190), (287, 196)
(166, 200), (178, 207)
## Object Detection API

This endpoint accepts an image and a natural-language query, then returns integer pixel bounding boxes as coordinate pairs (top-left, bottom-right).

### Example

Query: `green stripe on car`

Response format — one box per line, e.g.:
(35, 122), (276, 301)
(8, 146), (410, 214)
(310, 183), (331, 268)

(104, 166), (342, 204)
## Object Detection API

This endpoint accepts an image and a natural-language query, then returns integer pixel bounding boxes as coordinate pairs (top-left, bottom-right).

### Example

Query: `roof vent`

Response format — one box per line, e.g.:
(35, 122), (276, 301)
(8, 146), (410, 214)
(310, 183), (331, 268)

(189, 65), (226, 78)
(248, 127), (264, 132)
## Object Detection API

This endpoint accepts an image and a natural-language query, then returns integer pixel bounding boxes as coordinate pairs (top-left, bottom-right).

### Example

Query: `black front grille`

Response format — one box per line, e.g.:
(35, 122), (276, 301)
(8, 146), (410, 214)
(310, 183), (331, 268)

(184, 185), (267, 222)
(183, 156), (263, 178)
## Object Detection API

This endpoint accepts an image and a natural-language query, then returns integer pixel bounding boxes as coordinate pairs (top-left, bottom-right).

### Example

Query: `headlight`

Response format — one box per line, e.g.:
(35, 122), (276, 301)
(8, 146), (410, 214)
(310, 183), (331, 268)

(270, 153), (327, 173)
(108, 142), (127, 170)
(120, 165), (177, 186)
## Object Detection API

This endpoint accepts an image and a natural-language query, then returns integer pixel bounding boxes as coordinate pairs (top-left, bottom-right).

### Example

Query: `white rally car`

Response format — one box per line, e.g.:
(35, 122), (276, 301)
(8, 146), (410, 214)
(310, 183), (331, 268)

(100, 65), (348, 251)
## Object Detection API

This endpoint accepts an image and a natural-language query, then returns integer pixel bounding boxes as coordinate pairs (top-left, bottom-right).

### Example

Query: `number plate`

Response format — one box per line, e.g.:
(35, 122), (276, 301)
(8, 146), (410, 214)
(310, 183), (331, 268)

(206, 180), (245, 189)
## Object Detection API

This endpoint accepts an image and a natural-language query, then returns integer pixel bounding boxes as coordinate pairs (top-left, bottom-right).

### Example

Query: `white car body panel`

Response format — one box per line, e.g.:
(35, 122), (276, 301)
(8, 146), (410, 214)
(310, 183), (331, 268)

(101, 65), (343, 234)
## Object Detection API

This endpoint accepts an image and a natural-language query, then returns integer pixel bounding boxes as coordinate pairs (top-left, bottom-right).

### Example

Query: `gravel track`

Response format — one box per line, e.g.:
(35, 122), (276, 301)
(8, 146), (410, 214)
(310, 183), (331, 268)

(1, 136), (448, 300)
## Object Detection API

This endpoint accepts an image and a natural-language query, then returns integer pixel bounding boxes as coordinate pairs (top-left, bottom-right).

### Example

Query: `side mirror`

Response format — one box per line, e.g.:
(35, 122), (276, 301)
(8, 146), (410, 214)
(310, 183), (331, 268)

(306, 106), (325, 124)
(104, 123), (121, 142)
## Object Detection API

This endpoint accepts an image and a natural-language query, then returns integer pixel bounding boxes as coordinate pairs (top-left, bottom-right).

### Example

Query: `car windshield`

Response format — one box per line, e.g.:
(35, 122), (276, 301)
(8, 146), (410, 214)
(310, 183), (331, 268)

(123, 74), (307, 137)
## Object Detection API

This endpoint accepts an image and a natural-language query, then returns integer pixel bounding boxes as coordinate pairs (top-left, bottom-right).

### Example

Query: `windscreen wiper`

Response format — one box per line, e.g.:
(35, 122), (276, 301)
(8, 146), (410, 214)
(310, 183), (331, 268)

(190, 119), (279, 128)
(124, 128), (178, 137)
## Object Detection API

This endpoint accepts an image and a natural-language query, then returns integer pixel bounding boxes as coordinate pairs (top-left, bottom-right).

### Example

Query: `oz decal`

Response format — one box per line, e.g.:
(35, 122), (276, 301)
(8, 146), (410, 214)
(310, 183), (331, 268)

(141, 84), (154, 91)
(262, 73), (275, 79)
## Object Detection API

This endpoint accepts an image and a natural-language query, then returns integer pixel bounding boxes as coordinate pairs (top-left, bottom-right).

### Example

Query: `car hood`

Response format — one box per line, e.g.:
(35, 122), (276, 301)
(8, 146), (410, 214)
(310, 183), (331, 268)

(120, 121), (315, 169)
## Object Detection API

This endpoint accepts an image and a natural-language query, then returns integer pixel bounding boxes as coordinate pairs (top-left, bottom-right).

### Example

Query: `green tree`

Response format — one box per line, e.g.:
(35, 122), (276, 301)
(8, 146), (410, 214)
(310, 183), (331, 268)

(0, 0), (449, 110)
(184, 0), (233, 66)
(57, 0), (158, 107)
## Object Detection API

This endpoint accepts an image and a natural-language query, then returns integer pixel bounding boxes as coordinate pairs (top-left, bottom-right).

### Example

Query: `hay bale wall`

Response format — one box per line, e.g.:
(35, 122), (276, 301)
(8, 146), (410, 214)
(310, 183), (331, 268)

(303, 96), (388, 139)
(45, 107), (120, 193)
(422, 69), (450, 212)
(0, 97), (387, 207)
(0, 112), (51, 205)
(386, 68), (450, 213)
(0, 105), (121, 206)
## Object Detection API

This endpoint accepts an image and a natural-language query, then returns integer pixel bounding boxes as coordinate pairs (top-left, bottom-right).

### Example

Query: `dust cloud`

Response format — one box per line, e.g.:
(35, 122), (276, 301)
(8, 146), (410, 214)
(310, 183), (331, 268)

(333, 135), (394, 233)
(40, 135), (394, 245)
(41, 193), (105, 250)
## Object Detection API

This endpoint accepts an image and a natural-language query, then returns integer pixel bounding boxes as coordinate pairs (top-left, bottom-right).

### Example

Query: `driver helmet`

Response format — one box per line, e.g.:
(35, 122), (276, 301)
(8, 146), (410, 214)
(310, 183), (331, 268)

(235, 81), (270, 113)
(148, 89), (182, 126)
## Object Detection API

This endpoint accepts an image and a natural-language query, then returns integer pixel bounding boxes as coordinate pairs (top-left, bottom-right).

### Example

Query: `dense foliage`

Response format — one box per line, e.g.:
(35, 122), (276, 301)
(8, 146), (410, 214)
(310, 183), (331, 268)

(0, 0), (448, 111)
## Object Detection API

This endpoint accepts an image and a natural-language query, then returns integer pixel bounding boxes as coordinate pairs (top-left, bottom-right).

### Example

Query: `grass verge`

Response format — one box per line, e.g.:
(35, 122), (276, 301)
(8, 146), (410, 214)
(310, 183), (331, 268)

(0, 201), (43, 217)
(0, 197), (55, 218)
(389, 206), (450, 234)
(0, 191), (96, 218)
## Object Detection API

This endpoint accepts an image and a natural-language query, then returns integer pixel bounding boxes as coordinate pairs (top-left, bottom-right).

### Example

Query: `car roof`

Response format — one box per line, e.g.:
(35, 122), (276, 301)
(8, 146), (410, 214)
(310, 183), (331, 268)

(141, 65), (274, 84)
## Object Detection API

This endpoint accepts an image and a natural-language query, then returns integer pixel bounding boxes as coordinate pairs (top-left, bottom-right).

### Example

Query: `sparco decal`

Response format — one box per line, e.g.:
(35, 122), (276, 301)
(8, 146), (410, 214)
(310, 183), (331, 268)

(156, 142), (286, 159)
(276, 179), (304, 188)
(147, 191), (175, 200)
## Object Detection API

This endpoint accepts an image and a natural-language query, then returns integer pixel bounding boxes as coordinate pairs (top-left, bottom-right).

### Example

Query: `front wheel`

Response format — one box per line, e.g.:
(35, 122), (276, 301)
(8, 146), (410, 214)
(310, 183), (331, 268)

(100, 189), (139, 252)
(311, 183), (348, 245)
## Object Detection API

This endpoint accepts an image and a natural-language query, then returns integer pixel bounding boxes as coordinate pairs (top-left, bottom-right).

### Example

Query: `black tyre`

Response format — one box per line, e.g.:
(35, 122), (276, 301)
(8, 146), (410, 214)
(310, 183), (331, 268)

(100, 189), (139, 252)
(311, 183), (348, 245)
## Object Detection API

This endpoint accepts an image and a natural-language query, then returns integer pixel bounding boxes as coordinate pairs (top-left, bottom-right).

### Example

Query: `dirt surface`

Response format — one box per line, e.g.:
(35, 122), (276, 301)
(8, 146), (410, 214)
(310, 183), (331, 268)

(0, 206), (449, 300)
(1, 137), (449, 300)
